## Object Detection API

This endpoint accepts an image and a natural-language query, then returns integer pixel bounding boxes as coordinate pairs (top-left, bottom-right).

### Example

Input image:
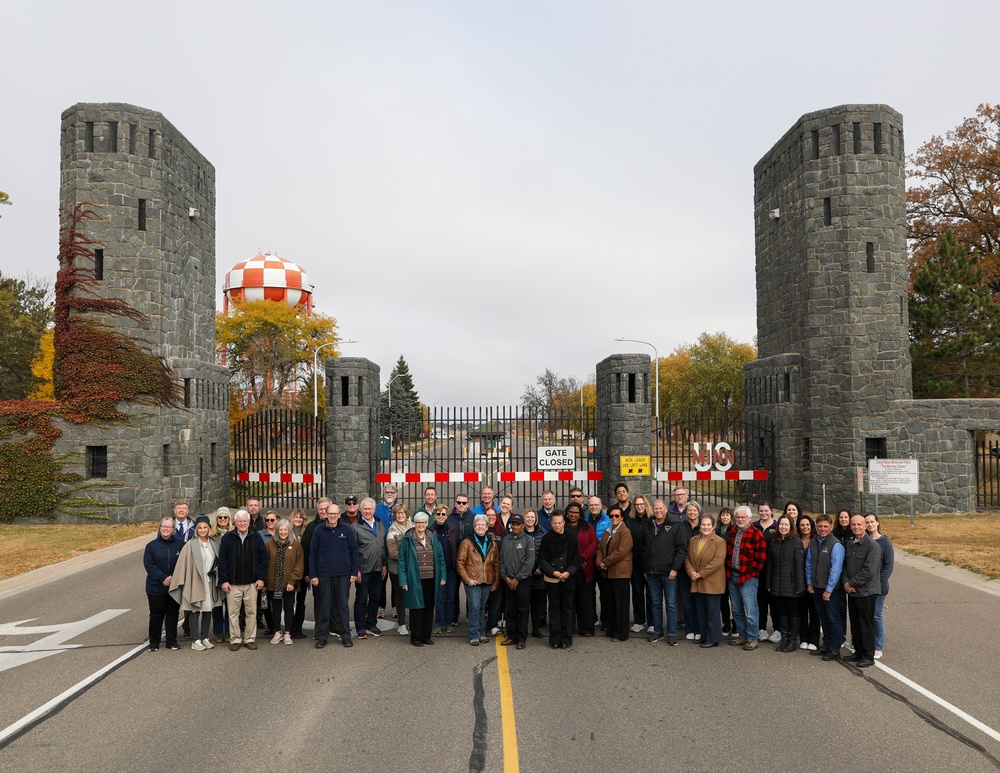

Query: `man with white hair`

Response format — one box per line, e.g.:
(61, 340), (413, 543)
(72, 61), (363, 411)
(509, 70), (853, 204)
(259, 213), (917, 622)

(725, 505), (767, 651)
(353, 498), (387, 639)
(218, 509), (268, 651)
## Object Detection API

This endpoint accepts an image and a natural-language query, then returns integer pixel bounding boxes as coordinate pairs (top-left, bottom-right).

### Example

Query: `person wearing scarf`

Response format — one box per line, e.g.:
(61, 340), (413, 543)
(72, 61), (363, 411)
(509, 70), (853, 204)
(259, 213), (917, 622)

(456, 514), (500, 646)
(266, 519), (304, 645)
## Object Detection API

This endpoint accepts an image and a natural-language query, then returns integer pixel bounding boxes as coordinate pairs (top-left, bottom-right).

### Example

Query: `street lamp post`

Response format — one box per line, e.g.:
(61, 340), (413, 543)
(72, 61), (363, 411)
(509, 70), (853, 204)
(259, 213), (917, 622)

(614, 337), (659, 420)
(313, 340), (357, 418)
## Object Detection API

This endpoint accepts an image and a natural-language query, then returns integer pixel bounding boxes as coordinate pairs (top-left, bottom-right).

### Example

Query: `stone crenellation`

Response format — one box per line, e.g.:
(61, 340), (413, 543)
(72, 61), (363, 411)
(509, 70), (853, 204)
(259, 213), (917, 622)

(596, 354), (652, 504)
(53, 103), (229, 522)
(325, 357), (381, 506)
(747, 104), (1000, 513)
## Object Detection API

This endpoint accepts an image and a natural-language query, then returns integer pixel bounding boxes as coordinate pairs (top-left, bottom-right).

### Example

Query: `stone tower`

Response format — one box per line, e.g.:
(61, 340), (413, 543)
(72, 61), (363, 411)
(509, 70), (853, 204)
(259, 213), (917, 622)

(745, 105), (910, 510)
(55, 103), (230, 521)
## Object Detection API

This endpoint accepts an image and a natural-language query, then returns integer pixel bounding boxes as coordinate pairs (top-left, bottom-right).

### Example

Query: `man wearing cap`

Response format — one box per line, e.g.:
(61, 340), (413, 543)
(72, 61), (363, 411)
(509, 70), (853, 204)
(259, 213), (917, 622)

(310, 503), (359, 649)
(499, 513), (536, 650)
(343, 495), (360, 524)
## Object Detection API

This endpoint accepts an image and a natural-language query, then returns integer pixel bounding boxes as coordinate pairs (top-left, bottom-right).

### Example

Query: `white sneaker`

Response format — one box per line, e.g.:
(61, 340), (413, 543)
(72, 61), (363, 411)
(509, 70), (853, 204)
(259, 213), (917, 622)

(799, 642), (809, 650)
(202, 638), (214, 650)
(769, 630), (782, 643)
(490, 627), (500, 636)
(874, 650), (883, 659)
(398, 624), (409, 636)
(647, 625), (655, 633)
(757, 629), (769, 641)
(271, 632), (283, 645)
(283, 633), (293, 645)
(630, 623), (644, 633)
(685, 633), (695, 640)
(191, 640), (206, 651)
(807, 643), (818, 651)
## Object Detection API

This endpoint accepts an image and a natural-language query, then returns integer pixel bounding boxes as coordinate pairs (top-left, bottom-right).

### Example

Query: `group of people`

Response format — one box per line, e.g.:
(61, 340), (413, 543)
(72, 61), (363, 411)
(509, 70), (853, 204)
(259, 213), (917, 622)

(142, 486), (894, 666)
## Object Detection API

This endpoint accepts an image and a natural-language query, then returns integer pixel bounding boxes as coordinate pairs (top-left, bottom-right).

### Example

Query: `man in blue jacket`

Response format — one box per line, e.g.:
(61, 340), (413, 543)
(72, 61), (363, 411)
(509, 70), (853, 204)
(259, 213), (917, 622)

(311, 503), (360, 649)
(218, 509), (268, 651)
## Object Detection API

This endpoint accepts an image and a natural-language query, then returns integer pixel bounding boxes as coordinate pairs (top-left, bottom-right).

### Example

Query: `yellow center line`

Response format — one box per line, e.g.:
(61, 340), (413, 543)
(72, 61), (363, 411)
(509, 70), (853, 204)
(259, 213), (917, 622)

(494, 637), (520, 772)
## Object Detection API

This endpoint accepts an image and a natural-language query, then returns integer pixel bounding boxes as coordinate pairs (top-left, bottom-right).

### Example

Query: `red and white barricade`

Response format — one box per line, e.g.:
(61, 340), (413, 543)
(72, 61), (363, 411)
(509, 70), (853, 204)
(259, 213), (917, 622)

(236, 472), (319, 483)
(376, 472), (483, 484)
(655, 470), (769, 482)
(495, 471), (603, 484)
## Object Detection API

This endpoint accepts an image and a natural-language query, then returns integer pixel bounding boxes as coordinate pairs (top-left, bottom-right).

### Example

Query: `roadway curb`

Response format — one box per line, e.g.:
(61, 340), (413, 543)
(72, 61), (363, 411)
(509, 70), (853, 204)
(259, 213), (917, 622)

(0, 532), (152, 602)
(895, 549), (1000, 598)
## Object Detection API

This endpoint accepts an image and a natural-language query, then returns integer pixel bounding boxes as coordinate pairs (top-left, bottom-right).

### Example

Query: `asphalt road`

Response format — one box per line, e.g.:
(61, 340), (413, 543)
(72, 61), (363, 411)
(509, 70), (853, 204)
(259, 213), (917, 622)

(2, 539), (999, 772)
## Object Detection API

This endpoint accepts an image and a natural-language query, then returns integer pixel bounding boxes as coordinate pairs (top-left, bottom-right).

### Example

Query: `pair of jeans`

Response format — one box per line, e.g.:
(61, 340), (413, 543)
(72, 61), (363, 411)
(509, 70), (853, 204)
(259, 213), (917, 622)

(435, 569), (458, 628)
(813, 586), (845, 652)
(464, 583), (490, 640)
(679, 572), (700, 636)
(646, 574), (678, 636)
(694, 592), (722, 644)
(728, 576), (759, 641)
(354, 571), (383, 634)
(212, 600), (229, 637)
(874, 593), (887, 650)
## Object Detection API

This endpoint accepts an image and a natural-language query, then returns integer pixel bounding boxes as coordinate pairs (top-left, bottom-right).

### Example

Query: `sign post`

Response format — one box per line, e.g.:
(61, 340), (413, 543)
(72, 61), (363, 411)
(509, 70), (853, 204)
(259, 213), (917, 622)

(868, 458), (919, 526)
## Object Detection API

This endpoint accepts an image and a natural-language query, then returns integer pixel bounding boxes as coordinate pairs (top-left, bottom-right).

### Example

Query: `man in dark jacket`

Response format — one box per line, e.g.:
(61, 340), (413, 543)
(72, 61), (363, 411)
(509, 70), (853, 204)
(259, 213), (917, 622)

(219, 509), (268, 651)
(310, 503), (359, 649)
(353, 498), (387, 639)
(299, 497), (330, 637)
(499, 514), (536, 649)
(642, 500), (687, 645)
(842, 515), (882, 668)
(143, 518), (184, 651)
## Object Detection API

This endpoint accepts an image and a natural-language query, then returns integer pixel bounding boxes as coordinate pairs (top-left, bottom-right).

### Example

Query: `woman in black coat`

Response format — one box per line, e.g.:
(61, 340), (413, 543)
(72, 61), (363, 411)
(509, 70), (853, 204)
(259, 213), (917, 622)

(537, 512), (582, 649)
(766, 514), (805, 653)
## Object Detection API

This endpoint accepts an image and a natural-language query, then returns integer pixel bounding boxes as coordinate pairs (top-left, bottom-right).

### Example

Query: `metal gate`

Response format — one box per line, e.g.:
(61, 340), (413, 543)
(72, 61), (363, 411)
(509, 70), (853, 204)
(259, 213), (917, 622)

(381, 406), (598, 510)
(976, 433), (1000, 508)
(231, 408), (325, 509)
(652, 409), (775, 508)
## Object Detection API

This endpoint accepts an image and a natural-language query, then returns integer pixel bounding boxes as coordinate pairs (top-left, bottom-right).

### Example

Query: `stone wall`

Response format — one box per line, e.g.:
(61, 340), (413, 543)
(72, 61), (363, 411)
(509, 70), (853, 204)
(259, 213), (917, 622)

(748, 104), (1000, 513)
(596, 354), (652, 504)
(53, 103), (229, 522)
(325, 357), (380, 505)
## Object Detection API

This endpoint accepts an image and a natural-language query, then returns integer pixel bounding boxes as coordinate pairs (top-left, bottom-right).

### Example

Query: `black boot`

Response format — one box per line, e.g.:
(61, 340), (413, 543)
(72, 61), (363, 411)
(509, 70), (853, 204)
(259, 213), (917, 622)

(781, 618), (800, 653)
(775, 615), (788, 651)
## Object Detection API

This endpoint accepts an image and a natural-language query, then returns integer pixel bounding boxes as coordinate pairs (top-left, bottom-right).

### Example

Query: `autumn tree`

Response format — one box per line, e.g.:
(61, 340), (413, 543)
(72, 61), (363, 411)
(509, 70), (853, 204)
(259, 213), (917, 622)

(29, 328), (55, 400)
(0, 189), (10, 215)
(654, 333), (756, 416)
(379, 356), (422, 440)
(521, 369), (582, 413)
(909, 230), (1000, 398)
(216, 299), (338, 411)
(0, 272), (53, 400)
(907, 104), (1000, 294)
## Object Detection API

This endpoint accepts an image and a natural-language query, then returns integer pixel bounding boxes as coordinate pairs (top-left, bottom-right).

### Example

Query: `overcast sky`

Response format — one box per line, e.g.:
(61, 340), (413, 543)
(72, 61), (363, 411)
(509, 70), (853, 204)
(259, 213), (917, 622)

(1, 1), (996, 406)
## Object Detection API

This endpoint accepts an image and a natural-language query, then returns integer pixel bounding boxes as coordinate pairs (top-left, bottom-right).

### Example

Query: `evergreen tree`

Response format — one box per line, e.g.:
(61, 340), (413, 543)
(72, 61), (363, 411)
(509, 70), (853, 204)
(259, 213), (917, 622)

(380, 356), (422, 440)
(909, 230), (1000, 398)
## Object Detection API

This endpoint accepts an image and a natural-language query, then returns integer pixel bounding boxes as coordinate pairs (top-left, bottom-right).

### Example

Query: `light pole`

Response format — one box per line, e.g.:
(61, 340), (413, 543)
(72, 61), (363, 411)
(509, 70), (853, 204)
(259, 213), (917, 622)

(313, 340), (357, 418)
(614, 337), (659, 420)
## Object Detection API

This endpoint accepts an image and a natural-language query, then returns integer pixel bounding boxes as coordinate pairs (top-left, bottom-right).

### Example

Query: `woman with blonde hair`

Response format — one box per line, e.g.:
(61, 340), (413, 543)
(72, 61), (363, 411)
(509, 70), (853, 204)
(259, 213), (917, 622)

(386, 502), (413, 637)
(169, 516), (222, 651)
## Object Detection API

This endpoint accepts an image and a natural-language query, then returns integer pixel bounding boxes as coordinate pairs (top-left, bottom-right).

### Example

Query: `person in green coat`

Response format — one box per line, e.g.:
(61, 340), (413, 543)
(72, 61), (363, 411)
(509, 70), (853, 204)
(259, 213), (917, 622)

(397, 512), (447, 647)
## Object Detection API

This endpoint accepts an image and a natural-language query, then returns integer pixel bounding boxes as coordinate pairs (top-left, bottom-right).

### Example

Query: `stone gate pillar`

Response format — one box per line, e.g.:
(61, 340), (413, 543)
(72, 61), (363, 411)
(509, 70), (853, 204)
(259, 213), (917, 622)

(596, 354), (652, 504)
(325, 357), (380, 504)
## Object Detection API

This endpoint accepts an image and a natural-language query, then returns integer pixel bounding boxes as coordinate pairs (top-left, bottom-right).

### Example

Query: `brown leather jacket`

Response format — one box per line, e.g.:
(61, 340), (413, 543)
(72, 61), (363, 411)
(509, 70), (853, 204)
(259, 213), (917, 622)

(597, 524), (633, 579)
(456, 536), (499, 589)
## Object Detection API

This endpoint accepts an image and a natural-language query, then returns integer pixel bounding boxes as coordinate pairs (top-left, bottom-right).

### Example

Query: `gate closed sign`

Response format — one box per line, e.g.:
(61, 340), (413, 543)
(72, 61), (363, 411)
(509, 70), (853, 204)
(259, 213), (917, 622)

(619, 455), (650, 476)
(537, 446), (576, 469)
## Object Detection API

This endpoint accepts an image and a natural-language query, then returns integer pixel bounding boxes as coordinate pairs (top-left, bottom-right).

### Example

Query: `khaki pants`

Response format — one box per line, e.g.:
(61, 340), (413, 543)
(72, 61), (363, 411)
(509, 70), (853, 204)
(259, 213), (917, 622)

(227, 583), (257, 643)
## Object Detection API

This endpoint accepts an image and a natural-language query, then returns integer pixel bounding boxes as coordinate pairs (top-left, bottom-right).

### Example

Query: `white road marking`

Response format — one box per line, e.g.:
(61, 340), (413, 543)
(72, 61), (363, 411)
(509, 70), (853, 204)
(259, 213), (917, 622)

(0, 610), (129, 673)
(876, 661), (1000, 744)
(0, 640), (147, 746)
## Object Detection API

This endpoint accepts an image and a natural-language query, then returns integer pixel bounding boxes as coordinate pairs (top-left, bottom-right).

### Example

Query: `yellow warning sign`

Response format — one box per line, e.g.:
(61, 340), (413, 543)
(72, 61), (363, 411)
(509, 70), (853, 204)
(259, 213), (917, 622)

(619, 455), (650, 476)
